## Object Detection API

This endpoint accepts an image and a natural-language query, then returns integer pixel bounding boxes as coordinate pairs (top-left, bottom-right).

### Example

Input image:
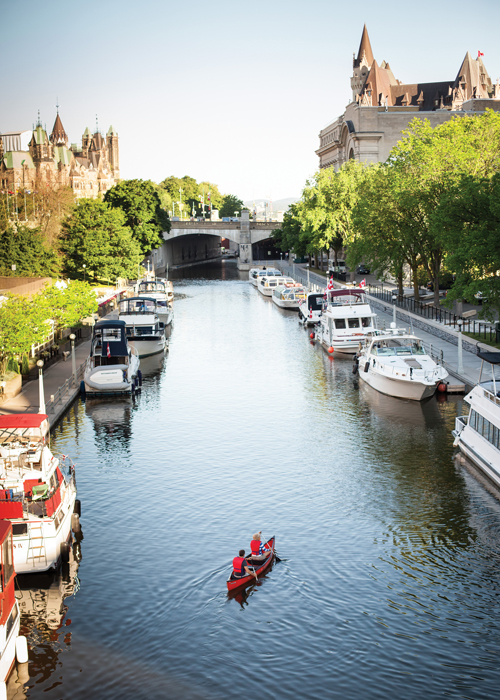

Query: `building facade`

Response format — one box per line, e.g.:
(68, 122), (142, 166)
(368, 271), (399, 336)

(316, 25), (500, 169)
(0, 112), (120, 197)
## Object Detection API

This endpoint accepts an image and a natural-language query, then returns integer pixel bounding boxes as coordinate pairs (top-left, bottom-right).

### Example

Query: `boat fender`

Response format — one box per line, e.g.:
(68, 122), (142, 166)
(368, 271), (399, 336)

(138, 370), (143, 386)
(80, 381), (86, 395)
(60, 542), (71, 563)
(310, 332), (315, 339)
(364, 361), (370, 373)
(74, 499), (81, 516)
(352, 363), (358, 374)
(437, 383), (447, 393)
(71, 513), (81, 533)
(15, 636), (29, 664)
(328, 347), (334, 354)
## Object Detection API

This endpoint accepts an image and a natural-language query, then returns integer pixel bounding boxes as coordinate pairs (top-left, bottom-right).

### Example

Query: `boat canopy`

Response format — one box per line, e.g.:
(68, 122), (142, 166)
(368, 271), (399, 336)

(477, 351), (500, 365)
(92, 319), (129, 357)
(329, 289), (365, 298)
(139, 280), (166, 292)
(0, 414), (48, 429)
(119, 297), (158, 314)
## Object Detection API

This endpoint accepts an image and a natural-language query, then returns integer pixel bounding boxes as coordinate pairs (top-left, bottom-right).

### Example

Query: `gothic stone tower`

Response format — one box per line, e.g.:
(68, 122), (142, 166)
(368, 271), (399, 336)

(351, 24), (374, 102)
(106, 126), (119, 179)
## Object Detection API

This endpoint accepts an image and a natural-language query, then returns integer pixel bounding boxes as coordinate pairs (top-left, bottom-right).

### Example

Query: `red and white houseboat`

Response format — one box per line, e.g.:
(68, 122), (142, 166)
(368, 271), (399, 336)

(0, 414), (78, 574)
(0, 519), (28, 687)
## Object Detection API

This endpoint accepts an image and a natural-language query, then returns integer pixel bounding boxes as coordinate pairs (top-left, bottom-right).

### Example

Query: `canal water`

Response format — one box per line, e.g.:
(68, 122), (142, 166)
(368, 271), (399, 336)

(17, 262), (500, 699)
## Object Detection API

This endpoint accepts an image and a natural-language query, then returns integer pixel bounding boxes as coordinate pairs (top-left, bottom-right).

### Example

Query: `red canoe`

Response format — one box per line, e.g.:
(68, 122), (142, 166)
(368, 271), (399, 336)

(226, 536), (275, 591)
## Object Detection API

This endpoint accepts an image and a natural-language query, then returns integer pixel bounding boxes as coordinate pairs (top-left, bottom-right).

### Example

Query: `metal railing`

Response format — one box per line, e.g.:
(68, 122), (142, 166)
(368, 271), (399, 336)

(45, 361), (87, 415)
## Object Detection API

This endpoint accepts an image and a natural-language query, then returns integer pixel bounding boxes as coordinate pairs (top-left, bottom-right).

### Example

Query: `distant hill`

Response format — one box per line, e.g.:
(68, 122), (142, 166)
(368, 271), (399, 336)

(243, 197), (298, 214)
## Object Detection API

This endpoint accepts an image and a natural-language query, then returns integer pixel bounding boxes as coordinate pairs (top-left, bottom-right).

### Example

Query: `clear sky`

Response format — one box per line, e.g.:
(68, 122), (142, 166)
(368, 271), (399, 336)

(2, 0), (499, 202)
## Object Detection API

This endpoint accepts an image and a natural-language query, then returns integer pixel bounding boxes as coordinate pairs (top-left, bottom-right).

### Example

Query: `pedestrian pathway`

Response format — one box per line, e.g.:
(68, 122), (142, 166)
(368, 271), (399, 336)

(0, 339), (91, 420)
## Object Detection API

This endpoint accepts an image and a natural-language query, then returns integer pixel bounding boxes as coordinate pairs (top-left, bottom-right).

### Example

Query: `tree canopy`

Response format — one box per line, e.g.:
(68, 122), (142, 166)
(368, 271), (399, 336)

(219, 194), (244, 218)
(60, 199), (143, 281)
(104, 179), (170, 253)
(0, 224), (61, 277)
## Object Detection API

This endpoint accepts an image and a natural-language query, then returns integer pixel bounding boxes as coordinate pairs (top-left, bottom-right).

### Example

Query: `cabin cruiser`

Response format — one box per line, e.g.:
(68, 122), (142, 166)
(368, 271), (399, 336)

(355, 328), (449, 400)
(272, 284), (307, 309)
(0, 414), (77, 574)
(118, 297), (167, 358)
(0, 520), (27, 681)
(249, 268), (282, 287)
(257, 276), (295, 297)
(318, 288), (377, 355)
(136, 279), (173, 325)
(453, 351), (500, 487)
(83, 319), (140, 395)
(298, 292), (324, 325)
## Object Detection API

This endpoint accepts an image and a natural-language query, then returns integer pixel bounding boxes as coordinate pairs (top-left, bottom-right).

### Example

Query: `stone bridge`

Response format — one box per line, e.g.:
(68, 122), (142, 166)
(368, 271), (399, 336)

(151, 212), (282, 271)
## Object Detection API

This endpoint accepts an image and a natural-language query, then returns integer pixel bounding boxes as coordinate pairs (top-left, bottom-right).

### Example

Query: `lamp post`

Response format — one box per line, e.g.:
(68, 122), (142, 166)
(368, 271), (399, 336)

(83, 264), (86, 282)
(69, 333), (77, 383)
(392, 294), (397, 326)
(37, 359), (45, 414)
(457, 319), (464, 375)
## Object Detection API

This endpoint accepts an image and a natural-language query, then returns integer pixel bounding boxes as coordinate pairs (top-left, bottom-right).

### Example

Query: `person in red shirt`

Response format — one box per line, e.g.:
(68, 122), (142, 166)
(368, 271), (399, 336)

(250, 531), (271, 561)
(232, 549), (257, 579)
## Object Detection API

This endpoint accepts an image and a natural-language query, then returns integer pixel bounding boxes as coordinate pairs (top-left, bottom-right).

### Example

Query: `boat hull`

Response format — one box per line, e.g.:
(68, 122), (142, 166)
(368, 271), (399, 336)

(359, 367), (437, 401)
(128, 335), (166, 358)
(227, 536), (275, 591)
(0, 605), (20, 682)
(272, 298), (300, 310)
(455, 427), (500, 489)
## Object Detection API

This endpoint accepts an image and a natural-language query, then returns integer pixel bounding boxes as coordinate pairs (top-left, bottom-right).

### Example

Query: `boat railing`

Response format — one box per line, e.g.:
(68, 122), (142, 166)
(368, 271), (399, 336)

(455, 415), (468, 435)
(482, 386), (500, 408)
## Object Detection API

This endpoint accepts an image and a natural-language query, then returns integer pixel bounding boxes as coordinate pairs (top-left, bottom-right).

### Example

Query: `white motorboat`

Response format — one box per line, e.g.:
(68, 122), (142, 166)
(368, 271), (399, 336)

(257, 276), (295, 297)
(355, 328), (449, 401)
(136, 279), (173, 325)
(118, 297), (167, 358)
(298, 292), (325, 325)
(272, 284), (307, 309)
(249, 268), (282, 287)
(318, 288), (377, 355)
(453, 351), (500, 487)
(0, 520), (27, 682)
(0, 413), (77, 574)
(83, 319), (141, 395)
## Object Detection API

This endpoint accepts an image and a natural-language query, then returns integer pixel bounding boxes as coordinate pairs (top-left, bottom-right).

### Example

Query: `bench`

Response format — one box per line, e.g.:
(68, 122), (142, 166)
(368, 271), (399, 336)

(462, 309), (477, 319)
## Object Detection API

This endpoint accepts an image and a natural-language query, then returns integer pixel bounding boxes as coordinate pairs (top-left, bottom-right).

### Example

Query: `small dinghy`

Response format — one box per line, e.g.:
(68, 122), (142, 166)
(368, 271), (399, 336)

(226, 536), (275, 591)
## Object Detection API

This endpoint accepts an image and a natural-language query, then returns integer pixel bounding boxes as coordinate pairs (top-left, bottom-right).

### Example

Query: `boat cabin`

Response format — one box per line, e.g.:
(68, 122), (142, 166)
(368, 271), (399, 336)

(306, 293), (325, 311)
(91, 320), (130, 367)
(259, 276), (294, 289)
(138, 280), (166, 295)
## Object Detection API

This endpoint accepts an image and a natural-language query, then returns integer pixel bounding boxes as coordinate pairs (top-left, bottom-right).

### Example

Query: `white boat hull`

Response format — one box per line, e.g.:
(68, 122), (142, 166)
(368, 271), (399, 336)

(454, 425), (500, 489)
(0, 605), (20, 682)
(359, 366), (438, 401)
(272, 297), (300, 310)
(13, 485), (77, 573)
(84, 355), (140, 395)
(128, 335), (166, 358)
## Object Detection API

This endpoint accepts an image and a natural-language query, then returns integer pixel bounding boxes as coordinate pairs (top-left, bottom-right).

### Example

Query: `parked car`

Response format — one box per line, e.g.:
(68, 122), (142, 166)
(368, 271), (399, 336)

(356, 264), (370, 274)
(474, 291), (488, 304)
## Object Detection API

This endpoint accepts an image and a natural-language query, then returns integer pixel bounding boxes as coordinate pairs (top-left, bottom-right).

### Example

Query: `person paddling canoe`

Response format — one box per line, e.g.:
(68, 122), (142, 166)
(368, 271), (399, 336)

(232, 550), (257, 580)
(250, 532), (272, 561)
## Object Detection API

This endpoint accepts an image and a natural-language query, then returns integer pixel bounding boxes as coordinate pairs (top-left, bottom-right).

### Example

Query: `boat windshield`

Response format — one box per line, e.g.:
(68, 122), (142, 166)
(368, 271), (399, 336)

(361, 317), (372, 327)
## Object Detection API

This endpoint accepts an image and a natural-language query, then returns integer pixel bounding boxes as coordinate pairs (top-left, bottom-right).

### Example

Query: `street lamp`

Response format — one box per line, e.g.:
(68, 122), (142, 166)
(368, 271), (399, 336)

(69, 333), (77, 383)
(36, 359), (45, 414)
(457, 319), (464, 375)
(391, 294), (397, 326)
(83, 264), (86, 282)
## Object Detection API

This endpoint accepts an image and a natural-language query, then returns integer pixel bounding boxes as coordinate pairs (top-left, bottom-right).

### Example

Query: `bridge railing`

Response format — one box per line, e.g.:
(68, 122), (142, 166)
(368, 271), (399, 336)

(167, 221), (281, 230)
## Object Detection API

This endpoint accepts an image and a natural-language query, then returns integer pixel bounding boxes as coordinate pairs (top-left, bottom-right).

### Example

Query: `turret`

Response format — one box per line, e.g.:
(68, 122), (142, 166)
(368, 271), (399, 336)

(351, 25), (374, 102)
(106, 125), (119, 178)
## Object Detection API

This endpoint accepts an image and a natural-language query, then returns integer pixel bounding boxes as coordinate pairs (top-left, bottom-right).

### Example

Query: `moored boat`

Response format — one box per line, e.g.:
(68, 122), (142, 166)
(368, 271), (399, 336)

(227, 536), (275, 591)
(0, 414), (77, 574)
(249, 268), (282, 287)
(453, 351), (500, 486)
(298, 292), (325, 325)
(136, 278), (173, 325)
(272, 284), (306, 310)
(257, 276), (295, 297)
(118, 297), (167, 358)
(83, 319), (140, 395)
(356, 328), (448, 400)
(0, 519), (27, 683)
(318, 288), (376, 354)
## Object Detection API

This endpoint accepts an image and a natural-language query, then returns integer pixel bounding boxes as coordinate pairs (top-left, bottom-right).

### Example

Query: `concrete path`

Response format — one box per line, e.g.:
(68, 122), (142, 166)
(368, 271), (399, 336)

(0, 339), (91, 417)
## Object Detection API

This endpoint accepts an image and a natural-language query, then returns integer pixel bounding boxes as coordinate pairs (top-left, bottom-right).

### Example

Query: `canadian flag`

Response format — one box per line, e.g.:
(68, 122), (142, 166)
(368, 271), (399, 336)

(359, 279), (366, 288)
(327, 277), (334, 291)
(478, 51), (484, 58)
(309, 307), (313, 318)
(107, 343), (111, 358)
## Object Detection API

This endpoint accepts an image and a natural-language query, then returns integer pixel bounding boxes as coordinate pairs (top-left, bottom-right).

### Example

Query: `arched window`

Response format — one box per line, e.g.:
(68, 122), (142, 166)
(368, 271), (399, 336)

(349, 148), (355, 160)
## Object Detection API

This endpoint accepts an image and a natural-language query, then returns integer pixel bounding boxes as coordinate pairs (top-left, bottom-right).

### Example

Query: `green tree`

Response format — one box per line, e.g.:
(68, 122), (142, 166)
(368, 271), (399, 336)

(104, 179), (170, 253)
(61, 199), (143, 281)
(435, 173), (500, 319)
(0, 224), (61, 277)
(219, 194), (244, 218)
(39, 280), (98, 335)
(0, 296), (49, 375)
(271, 203), (311, 258)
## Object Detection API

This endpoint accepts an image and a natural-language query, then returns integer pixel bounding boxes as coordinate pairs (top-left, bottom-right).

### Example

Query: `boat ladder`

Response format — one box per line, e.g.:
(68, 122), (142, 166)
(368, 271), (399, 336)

(27, 522), (47, 566)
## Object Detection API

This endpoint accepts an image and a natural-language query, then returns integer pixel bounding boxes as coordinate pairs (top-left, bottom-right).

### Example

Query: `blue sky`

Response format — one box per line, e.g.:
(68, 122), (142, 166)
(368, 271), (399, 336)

(2, 0), (499, 201)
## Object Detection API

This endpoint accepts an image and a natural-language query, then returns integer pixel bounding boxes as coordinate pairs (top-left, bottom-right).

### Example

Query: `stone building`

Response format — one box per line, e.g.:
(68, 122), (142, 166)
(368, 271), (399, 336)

(316, 25), (500, 169)
(0, 111), (120, 197)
